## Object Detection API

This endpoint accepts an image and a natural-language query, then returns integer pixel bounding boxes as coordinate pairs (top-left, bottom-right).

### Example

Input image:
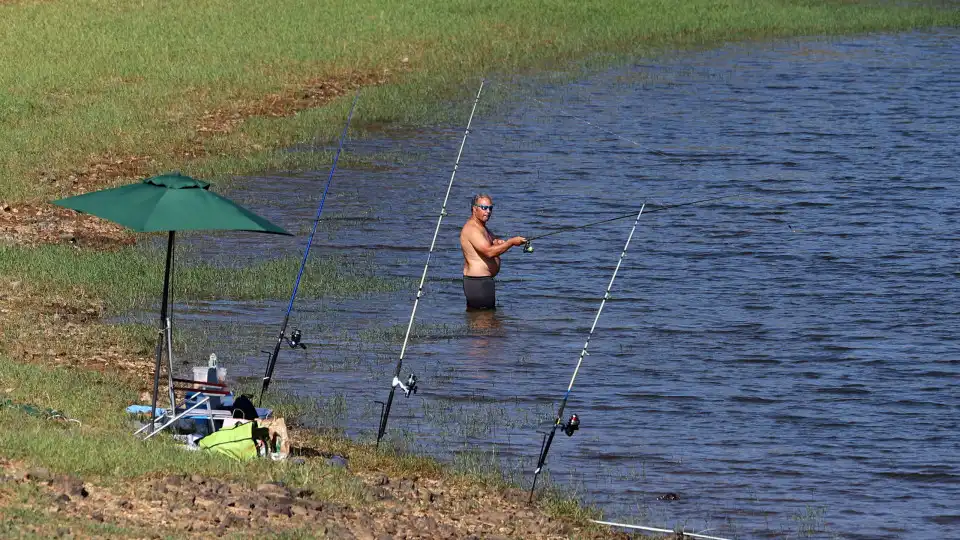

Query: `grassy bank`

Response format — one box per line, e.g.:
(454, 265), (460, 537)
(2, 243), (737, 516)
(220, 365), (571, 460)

(0, 355), (368, 500)
(1, 0), (959, 201)
(0, 352), (625, 538)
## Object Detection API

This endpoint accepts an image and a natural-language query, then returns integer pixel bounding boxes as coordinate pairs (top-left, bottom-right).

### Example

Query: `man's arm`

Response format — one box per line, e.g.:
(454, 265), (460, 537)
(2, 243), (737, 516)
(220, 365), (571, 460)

(466, 227), (525, 258)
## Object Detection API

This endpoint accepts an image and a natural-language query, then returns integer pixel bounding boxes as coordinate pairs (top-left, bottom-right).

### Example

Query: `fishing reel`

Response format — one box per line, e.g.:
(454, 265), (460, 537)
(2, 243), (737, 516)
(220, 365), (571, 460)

(392, 373), (418, 398)
(523, 240), (534, 253)
(560, 414), (580, 436)
(285, 328), (307, 349)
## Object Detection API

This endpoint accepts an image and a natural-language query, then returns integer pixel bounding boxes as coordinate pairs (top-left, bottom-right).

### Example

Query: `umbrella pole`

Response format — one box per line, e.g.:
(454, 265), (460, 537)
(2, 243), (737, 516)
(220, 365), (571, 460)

(150, 232), (176, 431)
(165, 239), (176, 411)
(166, 317), (175, 409)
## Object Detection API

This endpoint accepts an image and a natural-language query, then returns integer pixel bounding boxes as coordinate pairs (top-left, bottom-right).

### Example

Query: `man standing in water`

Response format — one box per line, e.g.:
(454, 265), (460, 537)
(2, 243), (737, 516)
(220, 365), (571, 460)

(460, 194), (526, 310)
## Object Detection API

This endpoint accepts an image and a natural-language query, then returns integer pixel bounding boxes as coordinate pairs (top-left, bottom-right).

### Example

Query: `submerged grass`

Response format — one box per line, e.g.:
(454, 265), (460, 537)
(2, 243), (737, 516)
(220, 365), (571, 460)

(356, 322), (478, 344)
(0, 243), (402, 313)
(1, 0), (958, 201)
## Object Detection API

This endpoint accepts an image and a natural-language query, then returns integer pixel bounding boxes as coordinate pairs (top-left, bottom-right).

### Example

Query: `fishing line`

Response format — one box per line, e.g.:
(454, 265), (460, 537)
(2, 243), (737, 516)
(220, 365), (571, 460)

(374, 80), (485, 447)
(517, 87), (749, 167)
(525, 95), (678, 161)
(520, 94), (808, 234)
(258, 92), (360, 406)
(489, 83), (769, 240)
(529, 203), (645, 500)
(521, 194), (739, 253)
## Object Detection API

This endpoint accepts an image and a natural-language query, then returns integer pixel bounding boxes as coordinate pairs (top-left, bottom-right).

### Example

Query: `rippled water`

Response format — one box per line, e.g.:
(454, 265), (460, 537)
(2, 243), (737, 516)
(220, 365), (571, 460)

(169, 30), (959, 538)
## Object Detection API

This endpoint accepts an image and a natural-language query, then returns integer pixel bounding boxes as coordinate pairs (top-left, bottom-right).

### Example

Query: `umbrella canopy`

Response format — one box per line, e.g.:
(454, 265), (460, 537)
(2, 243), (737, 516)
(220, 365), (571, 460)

(52, 173), (292, 432)
(52, 173), (290, 235)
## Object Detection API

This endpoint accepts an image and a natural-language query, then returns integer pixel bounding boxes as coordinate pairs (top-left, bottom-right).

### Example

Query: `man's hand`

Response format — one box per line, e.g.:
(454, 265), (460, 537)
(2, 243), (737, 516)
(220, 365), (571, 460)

(507, 236), (527, 247)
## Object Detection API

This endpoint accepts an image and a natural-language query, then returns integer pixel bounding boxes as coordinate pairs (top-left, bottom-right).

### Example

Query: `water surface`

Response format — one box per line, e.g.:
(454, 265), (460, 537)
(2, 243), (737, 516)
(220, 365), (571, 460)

(171, 30), (959, 539)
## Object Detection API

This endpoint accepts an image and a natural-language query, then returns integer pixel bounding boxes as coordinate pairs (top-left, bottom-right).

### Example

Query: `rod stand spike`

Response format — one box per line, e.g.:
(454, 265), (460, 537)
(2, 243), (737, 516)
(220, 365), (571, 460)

(374, 400), (386, 438)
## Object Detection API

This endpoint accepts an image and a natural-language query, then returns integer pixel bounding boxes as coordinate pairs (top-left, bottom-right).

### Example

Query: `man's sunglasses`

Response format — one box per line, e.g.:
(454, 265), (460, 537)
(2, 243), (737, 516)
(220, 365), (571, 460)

(473, 204), (494, 211)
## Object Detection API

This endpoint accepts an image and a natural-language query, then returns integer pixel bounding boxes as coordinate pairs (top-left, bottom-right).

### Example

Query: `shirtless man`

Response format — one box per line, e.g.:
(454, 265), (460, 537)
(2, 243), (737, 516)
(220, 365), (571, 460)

(460, 194), (526, 310)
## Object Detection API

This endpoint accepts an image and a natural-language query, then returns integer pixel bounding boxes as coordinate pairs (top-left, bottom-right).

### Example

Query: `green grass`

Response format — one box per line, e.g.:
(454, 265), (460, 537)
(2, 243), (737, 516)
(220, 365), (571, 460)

(0, 354), (369, 504)
(448, 446), (609, 529)
(233, 380), (350, 432)
(0, 243), (402, 313)
(0, 352), (580, 519)
(1, 0), (958, 201)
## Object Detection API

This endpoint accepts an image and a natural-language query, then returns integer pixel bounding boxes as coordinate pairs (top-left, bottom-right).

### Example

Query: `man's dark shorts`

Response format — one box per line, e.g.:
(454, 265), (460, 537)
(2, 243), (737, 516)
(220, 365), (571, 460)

(463, 276), (496, 310)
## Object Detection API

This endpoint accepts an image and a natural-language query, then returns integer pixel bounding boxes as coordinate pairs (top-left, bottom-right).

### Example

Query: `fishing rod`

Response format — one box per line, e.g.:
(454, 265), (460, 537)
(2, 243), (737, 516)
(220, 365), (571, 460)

(258, 92), (360, 406)
(590, 520), (733, 540)
(374, 80), (485, 447)
(521, 194), (736, 253)
(529, 203), (645, 500)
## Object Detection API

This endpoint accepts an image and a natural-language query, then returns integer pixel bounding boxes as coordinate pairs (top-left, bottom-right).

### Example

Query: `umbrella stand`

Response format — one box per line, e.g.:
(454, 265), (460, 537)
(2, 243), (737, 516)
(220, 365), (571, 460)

(150, 232), (176, 431)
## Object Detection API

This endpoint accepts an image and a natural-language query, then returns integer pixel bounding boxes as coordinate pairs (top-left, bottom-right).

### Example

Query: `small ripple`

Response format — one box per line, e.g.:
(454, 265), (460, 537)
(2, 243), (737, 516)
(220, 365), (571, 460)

(620, 392), (703, 402)
(730, 395), (782, 404)
(813, 385), (872, 396)
(915, 370), (959, 378)
(733, 356), (780, 365)
(773, 414), (810, 424)
(787, 200), (834, 208)
(875, 471), (960, 484)
(890, 399), (950, 409)
(928, 514), (960, 525)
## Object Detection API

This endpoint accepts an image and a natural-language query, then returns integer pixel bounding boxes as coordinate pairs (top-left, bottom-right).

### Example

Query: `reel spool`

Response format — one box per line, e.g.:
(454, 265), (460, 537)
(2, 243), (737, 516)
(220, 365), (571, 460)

(393, 373), (418, 398)
(286, 328), (307, 349)
(561, 413), (580, 436)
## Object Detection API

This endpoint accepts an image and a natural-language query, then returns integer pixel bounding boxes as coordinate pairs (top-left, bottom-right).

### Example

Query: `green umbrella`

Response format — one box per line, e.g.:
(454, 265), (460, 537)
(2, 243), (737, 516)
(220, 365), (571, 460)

(53, 173), (292, 430)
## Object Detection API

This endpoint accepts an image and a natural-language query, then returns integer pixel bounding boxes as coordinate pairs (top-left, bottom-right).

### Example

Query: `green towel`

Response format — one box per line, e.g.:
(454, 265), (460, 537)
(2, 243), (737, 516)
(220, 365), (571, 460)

(197, 421), (269, 461)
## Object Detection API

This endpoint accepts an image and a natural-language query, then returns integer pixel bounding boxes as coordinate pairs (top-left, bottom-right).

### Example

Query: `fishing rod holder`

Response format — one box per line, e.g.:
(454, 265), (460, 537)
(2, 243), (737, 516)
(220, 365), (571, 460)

(392, 374), (418, 398)
(523, 240), (534, 253)
(560, 413), (580, 436)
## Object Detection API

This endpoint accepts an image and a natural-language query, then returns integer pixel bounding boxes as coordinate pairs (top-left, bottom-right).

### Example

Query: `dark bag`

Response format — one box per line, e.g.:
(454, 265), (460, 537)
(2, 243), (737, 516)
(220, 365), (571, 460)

(231, 394), (259, 420)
